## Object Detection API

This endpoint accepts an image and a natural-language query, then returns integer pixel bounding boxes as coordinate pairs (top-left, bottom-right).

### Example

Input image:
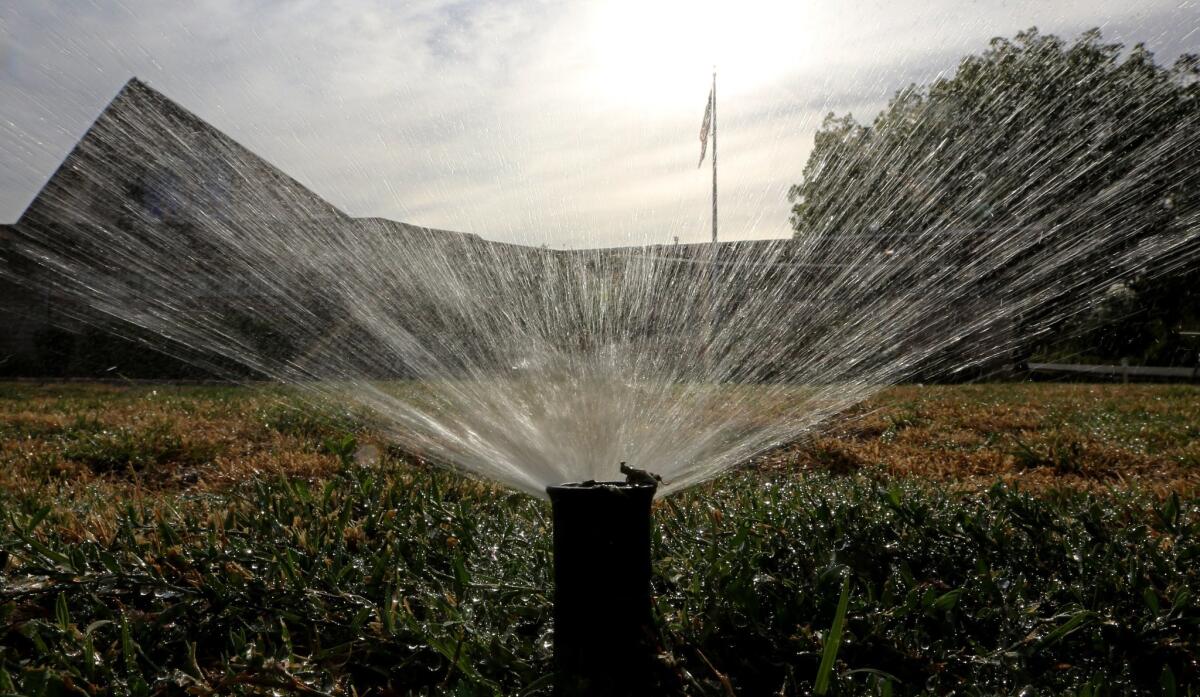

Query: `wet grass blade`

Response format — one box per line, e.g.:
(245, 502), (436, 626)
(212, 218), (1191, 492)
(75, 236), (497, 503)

(814, 575), (851, 696)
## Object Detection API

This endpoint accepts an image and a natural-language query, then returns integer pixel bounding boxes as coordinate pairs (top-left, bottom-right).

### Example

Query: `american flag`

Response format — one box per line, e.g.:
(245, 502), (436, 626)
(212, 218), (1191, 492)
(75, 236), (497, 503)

(698, 87), (713, 168)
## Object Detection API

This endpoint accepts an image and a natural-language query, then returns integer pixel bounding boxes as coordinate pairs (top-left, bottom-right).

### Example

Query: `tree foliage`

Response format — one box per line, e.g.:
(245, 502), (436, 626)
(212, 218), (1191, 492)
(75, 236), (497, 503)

(791, 28), (1198, 237)
(788, 28), (1200, 362)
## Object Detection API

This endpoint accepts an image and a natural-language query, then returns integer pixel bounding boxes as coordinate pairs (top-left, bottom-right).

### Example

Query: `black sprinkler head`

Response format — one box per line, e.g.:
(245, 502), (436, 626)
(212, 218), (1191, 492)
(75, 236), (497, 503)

(546, 480), (658, 697)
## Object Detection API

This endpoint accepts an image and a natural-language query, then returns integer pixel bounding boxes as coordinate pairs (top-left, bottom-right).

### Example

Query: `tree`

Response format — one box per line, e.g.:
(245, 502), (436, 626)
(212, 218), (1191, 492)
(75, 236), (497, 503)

(789, 28), (1200, 365)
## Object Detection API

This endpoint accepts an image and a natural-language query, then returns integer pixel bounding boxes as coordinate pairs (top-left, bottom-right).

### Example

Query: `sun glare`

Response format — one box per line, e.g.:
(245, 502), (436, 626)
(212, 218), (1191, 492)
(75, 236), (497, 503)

(585, 0), (814, 108)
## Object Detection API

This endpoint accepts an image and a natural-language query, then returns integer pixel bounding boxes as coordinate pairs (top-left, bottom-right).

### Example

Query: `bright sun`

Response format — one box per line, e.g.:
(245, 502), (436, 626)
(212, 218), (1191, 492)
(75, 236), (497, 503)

(584, 0), (816, 108)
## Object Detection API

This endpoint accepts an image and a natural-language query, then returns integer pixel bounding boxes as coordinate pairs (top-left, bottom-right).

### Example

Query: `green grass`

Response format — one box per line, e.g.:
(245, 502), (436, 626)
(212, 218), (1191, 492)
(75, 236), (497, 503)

(1, 382), (1199, 694)
(2, 465), (1198, 695)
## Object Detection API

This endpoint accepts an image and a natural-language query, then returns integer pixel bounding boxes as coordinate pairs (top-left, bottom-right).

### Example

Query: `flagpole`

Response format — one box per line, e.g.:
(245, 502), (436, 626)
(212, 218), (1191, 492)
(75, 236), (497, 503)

(711, 68), (718, 244)
(707, 68), (718, 376)
(694, 69), (719, 371)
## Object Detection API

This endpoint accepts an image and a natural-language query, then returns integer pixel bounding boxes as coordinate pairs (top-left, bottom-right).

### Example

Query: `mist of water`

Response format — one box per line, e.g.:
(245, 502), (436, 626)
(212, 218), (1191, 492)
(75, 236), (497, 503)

(3, 30), (1198, 497)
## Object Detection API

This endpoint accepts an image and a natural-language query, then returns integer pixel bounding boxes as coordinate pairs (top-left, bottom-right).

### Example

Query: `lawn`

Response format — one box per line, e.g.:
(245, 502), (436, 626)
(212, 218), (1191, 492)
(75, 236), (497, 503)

(0, 382), (1198, 695)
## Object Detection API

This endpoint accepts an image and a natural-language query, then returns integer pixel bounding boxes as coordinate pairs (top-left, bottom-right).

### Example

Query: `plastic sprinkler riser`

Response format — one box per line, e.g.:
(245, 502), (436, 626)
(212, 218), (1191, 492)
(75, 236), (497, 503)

(546, 481), (658, 697)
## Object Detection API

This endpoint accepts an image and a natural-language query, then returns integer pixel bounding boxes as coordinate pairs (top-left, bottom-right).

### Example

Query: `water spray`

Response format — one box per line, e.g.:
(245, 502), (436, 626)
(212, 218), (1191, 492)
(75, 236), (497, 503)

(546, 475), (658, 696)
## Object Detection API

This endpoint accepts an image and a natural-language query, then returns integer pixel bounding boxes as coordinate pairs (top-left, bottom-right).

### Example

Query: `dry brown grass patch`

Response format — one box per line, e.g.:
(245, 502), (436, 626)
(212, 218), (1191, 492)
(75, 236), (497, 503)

(1, 382), (1197, 501)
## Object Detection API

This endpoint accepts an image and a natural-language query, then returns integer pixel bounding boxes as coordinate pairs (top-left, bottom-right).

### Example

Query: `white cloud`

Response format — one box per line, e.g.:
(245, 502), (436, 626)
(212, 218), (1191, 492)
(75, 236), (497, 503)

(1, 0), (1197, 247)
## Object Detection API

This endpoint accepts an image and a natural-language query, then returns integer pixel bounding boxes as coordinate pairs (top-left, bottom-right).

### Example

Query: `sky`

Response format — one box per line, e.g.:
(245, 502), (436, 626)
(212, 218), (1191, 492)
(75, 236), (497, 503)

(1, 0), (1198, 248)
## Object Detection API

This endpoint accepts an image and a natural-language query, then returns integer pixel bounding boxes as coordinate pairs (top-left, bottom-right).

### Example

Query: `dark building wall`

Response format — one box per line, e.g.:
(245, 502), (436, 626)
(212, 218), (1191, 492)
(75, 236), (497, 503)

(0, 280), (54, 375)
(2, 78), (354, 378)
(19, 78), (347, 231)
(0, 225), (45, 372)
